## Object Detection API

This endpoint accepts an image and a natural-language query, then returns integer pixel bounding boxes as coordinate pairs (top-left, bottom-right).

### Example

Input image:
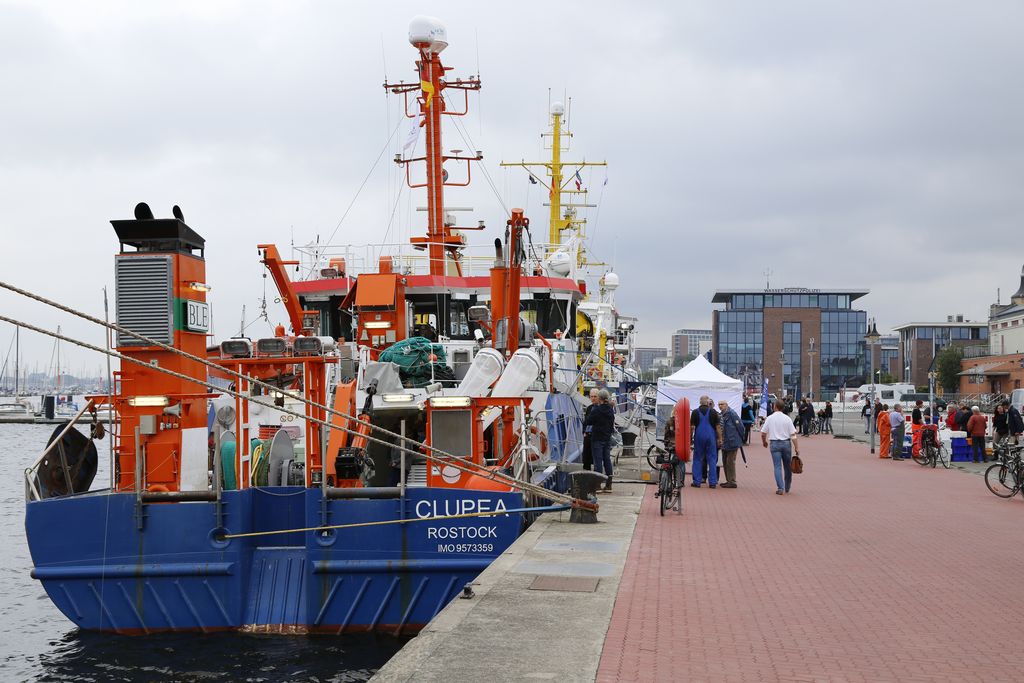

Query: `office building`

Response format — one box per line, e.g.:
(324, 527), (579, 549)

(671, 329), (712, 360)
(634, 347), (669, 372)
(892, 316), (988, 387)
(712, 288), (869, 398)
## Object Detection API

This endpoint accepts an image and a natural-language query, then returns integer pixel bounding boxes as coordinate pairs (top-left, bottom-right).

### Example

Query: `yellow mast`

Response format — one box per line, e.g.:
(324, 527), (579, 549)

(501, 100), (606, 251)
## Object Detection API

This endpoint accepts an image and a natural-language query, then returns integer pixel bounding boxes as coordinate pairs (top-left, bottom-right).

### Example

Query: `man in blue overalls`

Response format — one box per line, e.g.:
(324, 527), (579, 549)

(690, 395), (721, 488)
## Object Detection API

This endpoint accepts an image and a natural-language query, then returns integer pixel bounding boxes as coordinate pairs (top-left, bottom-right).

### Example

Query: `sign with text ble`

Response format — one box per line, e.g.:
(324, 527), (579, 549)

(185, 300), (210, 333)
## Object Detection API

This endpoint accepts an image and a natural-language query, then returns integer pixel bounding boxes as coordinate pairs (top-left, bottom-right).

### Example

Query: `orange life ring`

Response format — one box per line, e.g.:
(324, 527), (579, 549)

(527, 425), (548, 458)
(147, 484), (170, 492)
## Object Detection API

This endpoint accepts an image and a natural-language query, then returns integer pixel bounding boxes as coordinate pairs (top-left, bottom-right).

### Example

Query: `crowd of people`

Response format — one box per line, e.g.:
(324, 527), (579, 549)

(652, 395), (803, 497)
(860, 396), (1024, 462)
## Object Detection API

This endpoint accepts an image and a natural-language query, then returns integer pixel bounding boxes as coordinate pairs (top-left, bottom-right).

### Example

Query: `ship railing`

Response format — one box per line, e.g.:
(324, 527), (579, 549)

(24, 398), (94, 502)
(292, 239), (573, 280)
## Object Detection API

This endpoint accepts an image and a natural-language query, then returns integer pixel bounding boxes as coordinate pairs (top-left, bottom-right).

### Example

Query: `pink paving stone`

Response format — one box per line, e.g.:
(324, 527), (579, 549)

(598, 434), (1024, 682)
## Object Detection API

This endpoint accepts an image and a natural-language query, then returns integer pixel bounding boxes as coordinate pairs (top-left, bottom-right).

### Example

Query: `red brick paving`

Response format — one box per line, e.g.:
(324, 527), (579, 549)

(598, 434), (1024, 682)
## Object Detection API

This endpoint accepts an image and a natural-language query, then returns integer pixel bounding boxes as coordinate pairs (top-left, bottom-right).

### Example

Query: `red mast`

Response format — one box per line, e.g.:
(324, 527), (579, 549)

(384, 17), (483, 276)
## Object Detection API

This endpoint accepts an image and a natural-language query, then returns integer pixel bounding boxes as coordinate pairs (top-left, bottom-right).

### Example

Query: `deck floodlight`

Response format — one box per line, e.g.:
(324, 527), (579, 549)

(430, 396), (472, 408)
(382, 393), (415, 403)
(256, 337), (288, 357)
(220, 339), (252, 359)
(127, 396), (170, 407)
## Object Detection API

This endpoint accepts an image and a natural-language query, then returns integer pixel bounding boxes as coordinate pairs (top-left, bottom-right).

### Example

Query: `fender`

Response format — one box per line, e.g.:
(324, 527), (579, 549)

(674, 397), (691, 462)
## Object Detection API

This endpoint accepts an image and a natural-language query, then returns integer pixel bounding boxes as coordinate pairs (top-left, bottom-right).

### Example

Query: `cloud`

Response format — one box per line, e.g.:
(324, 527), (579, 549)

(1, 0), (1022, 372)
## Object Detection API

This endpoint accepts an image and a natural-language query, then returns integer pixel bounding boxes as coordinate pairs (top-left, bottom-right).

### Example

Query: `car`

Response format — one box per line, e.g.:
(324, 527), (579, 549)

(899, 393), (947, 411)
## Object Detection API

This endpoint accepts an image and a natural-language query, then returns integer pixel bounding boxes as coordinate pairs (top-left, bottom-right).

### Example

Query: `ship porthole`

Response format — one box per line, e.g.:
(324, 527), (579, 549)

(209, 527), (232, 549)
(315, 528), (337, 547)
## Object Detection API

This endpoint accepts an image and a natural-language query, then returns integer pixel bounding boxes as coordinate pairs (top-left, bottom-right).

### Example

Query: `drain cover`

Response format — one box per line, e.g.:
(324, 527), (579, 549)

(528, 575), (600, 592)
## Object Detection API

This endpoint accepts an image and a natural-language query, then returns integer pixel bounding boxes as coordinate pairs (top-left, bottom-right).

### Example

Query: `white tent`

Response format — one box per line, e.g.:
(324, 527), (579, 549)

(656, 355), (744, 416)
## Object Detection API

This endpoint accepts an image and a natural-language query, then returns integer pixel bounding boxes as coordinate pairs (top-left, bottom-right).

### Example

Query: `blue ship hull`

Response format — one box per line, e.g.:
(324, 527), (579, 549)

(26, 487), (523, 634)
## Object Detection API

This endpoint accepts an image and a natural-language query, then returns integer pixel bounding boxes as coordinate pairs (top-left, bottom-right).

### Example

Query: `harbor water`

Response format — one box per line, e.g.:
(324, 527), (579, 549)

(0, 423), (407, 682)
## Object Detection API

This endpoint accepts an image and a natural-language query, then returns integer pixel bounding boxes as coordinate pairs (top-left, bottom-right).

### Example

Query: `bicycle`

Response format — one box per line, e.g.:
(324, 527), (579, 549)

(984, 447), (1024, 499)
(912, 431), (951, 469)
(647, 443), (683, 516)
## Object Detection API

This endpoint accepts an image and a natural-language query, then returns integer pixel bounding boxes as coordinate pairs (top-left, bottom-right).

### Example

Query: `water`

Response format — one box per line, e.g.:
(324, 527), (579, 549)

(0, 423), (407, 681)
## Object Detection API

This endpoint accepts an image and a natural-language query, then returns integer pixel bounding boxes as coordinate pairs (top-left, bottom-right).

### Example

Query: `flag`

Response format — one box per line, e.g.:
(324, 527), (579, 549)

(758, 378), (769, 418)
(603, 174), (608, 187)
(574, 169), (583, 190)
(403, 114), (424, 154)
(420, 80), (435, 108)
(528, 174), (537, 185)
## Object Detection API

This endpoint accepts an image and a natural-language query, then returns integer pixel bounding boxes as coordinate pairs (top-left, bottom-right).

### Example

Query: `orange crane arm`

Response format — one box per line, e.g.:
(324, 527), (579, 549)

(257, 244), (307, 334)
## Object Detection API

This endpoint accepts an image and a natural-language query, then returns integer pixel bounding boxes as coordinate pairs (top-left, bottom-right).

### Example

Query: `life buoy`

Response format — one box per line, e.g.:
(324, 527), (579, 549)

(147, 484), (170, 492)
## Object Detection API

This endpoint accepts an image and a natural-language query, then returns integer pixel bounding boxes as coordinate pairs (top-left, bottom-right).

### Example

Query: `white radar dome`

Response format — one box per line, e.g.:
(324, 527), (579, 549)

(546, 250), (572, 276)
(550, 101), (565, 116)
(601, 272), (620, 290)
(408, 16), (448, 53)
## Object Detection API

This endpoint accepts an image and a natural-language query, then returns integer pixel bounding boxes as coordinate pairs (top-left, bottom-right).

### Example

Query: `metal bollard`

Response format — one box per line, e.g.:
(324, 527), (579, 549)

(569, 470), (605, 523)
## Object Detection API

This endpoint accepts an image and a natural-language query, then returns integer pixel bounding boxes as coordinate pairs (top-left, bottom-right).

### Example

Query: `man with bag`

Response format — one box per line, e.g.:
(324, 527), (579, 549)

(761, 399), (800, 495)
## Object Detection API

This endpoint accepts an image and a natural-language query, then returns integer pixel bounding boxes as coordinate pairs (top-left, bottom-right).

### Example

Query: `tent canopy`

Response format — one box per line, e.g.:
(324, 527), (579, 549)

(656, 356), (744, 415)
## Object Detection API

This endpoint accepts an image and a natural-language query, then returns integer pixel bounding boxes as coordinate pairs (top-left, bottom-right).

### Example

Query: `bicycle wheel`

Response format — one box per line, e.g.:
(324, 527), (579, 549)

(659, 470), (671, 516)
(937, 444), (951, 469)
(984, 463), (1019, 498)
(647, 443), (667, 471)
(913, 443), (932, 466)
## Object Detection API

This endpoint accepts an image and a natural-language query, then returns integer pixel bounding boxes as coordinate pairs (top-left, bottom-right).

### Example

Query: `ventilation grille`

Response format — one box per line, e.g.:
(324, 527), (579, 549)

(115, 255), (173, 346)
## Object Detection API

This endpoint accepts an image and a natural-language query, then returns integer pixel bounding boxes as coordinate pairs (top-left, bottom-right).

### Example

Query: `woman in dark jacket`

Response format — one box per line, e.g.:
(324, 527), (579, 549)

(584, 389), (616, 491)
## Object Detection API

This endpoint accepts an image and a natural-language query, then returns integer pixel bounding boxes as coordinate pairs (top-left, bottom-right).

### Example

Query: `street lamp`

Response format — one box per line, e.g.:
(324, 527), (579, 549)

(865, 319), (881, 455)
(780, 349), (786, 397)
(807, 337), (817, 401)
(928, 370), (937, 424)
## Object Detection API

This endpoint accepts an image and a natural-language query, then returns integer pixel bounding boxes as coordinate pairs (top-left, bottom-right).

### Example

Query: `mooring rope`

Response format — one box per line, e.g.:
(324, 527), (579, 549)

(0, 312), (585, 509)
(219, 503), (571, 540)
(0, 280), (582, 506)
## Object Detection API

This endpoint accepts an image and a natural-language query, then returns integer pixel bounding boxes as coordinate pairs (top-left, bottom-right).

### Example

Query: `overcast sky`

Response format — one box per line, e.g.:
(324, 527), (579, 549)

(2, 0), (1023, 375)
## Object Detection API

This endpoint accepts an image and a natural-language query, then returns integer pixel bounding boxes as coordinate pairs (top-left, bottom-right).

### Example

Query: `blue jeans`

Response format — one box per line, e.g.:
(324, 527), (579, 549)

(592, 439), (613, 477)
(769, 440), (792, 492)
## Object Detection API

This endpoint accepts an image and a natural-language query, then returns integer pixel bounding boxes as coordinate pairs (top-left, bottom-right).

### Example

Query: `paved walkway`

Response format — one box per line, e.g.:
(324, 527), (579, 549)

(598, 434), (1024, 682)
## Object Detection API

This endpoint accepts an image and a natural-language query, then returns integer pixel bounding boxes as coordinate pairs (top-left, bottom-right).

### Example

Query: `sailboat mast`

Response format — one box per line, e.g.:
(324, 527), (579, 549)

(14, 325), (18, 398)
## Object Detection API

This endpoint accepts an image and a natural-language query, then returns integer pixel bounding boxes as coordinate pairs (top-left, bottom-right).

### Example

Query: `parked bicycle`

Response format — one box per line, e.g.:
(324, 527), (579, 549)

(646, 443), (683, 516)
(912, 426), (950, 469)
(984, 445), (1024, 499)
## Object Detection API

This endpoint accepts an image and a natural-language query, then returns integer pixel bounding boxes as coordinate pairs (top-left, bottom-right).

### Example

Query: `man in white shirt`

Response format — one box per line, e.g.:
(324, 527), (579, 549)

(760, 399), (800, 495)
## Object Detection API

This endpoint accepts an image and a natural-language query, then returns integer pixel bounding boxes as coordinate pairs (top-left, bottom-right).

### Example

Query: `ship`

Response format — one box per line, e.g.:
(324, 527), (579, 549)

(23, 16), (599, 635)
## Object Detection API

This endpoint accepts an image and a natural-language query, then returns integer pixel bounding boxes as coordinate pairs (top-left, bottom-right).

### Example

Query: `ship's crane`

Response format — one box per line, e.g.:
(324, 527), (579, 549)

(257, 243), (320, 336)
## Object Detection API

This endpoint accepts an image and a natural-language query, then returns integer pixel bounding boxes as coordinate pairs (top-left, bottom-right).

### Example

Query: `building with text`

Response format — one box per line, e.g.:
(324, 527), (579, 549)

(711, 288), (869, 399)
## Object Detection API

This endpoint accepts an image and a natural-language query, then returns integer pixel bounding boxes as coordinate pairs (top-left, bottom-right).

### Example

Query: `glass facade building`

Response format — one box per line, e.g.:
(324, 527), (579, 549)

(712, 289), (869, 399)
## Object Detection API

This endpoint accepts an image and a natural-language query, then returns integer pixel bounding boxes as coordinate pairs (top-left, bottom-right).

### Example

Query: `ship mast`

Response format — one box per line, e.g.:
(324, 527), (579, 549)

(384, 17), (483, 276)
(501, 101), (606, 253)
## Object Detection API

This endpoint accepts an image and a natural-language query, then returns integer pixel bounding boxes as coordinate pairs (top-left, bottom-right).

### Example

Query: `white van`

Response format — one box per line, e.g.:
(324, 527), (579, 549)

(1011, 389), (1024, 414)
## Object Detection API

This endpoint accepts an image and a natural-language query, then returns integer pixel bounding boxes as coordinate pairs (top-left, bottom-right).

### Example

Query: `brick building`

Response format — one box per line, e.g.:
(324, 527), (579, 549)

(892, 317), (988, 388)
(712, 288), (869, 399)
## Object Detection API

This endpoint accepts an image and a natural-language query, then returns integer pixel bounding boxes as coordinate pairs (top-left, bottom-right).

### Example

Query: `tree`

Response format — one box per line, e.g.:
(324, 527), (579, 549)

(878, 372), (896, 384)
(935, 345), (963, 392)
(672, 354), (694, 367)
